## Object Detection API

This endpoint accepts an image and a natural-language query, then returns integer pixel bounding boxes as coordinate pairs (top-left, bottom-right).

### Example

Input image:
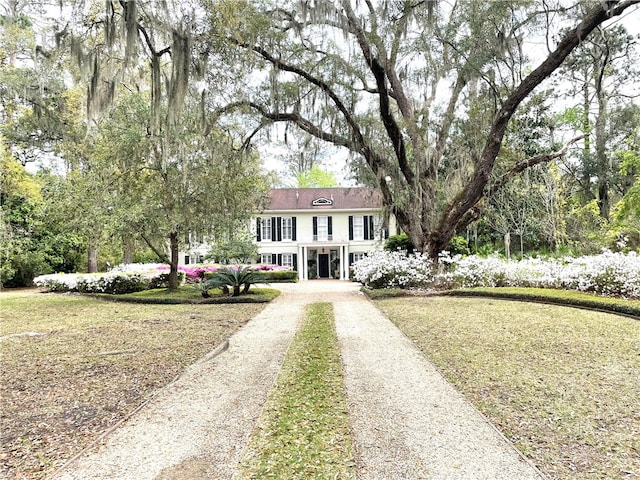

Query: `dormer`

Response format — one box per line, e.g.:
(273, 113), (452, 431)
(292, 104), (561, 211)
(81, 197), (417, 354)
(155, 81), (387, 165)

(312, 197), (333, 206)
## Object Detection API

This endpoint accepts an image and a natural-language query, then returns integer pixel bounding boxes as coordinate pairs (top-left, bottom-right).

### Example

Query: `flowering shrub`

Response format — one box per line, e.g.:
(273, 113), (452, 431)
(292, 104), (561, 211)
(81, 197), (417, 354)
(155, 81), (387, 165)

(353, 250), (640, 298)
(34, 263), (291, 293)
(157, 263), (291, 283)
(352, 251), (436, 289)
(33, 270), (180, 294)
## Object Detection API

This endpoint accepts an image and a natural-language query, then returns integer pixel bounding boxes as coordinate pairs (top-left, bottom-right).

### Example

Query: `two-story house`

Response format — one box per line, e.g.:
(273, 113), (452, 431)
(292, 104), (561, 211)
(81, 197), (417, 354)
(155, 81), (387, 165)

(254, 187), (395, 280)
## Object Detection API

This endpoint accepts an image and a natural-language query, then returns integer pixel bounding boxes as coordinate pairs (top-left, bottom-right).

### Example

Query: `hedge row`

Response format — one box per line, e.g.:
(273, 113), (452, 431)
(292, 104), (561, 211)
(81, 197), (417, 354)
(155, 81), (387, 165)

(202, 269), (298, 283)
(34, 271), (185, 295)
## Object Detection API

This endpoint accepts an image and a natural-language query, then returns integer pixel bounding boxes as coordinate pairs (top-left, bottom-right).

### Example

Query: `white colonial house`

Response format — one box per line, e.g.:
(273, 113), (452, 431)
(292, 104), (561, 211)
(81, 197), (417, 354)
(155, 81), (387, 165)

(253, 187), (396, 280)
(180, 187), (396, 280)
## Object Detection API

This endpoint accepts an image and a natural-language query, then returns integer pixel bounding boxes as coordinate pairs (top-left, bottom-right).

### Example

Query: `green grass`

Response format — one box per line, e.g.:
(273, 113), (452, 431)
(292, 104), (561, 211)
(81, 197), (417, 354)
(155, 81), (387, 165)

(375, 296), (640, 480)
(0, 289), (266, 479)
(95, 286), (280, 304)
(240, 302), (356, 479)
(360, 287), (409, 299)
(446, 287), (640, 317)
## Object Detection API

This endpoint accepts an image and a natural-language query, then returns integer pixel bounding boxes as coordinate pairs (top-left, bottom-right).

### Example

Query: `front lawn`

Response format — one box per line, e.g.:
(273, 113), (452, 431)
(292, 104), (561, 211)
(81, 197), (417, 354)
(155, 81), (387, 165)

(0, 289), (266, 479)
(376, 296), (640, 479)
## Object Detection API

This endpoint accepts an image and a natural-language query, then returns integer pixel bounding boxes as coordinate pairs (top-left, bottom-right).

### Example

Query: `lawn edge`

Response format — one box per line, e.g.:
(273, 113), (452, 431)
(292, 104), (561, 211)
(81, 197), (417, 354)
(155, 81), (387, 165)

(440, 289), (640, 319)
(90, 287), (281, 304)
(47, 339), (232, 479)
(363, 286), (640, 319)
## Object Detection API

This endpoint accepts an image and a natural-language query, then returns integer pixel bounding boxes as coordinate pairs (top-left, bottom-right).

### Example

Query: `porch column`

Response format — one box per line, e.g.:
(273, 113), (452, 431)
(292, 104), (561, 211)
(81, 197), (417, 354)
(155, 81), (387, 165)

(342, 245), (348, 280)
(300, 246), (307, 280)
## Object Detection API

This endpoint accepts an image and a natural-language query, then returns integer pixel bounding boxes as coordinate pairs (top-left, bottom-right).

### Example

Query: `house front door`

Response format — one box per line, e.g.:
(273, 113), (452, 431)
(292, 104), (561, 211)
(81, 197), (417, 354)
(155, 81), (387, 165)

(318, 254), (330, 278)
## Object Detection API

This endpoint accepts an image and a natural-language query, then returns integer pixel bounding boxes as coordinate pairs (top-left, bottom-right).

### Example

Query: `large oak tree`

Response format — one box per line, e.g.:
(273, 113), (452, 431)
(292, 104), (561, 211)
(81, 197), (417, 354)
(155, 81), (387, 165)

(212, 0), (639, 258)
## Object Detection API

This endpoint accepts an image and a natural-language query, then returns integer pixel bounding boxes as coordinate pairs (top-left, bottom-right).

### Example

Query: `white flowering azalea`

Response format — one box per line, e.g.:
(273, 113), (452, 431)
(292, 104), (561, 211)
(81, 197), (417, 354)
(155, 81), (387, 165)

(352, 250), (435, 289)
(352, 249), (640, 298)
(108, 263), (166, 273)
(33, 269), (177, 294)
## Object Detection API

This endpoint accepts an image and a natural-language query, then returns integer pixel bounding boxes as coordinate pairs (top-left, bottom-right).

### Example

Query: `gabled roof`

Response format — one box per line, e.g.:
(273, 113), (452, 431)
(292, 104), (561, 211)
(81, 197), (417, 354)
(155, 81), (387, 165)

(265, 188), (383, 211)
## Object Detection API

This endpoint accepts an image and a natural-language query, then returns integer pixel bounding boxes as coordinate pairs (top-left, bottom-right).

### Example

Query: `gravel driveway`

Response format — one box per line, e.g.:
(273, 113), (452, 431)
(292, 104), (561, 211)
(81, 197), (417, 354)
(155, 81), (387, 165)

(52, 281), (545, 480)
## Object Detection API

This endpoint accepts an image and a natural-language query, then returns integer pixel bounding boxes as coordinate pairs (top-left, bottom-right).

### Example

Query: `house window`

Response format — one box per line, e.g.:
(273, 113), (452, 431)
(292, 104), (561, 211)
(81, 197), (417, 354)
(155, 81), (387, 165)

(282, 253), (294, 268)
(260, 217), (272, 242)
(317, 216), (328, 241)
(282, 217), (292, 240)
(373, 216), (381, 239)
(353, 216), (364, 240)
(352, 252), (366, 264)
(313, 216), (332, 241)
(260, 253), (272, 264)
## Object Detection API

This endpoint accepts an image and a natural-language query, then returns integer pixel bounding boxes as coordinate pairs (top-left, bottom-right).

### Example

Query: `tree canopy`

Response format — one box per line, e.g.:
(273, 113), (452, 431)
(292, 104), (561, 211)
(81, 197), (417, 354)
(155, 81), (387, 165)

(211, 0), (639, 257)
(1, 0), (639, 286)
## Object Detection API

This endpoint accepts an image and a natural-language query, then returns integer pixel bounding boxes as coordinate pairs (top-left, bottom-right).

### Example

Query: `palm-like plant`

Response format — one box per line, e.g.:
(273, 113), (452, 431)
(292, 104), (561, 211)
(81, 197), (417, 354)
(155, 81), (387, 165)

(202, 266), (268, 297)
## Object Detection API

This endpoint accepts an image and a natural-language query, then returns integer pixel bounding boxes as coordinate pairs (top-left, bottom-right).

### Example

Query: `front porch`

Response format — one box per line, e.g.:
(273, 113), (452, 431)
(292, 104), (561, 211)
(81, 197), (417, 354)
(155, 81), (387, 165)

(298, 243), (350, 280)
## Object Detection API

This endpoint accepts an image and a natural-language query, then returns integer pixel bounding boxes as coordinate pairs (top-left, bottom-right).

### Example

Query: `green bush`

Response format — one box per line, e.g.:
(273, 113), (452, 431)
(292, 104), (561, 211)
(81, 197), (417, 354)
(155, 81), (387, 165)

(447, 235), (471, 256)
(384, 233), (414, 254)
(204, 269), (298, 283)
(98, 287), (281, 304)
(202, 266), (268, 296)
(262, 270), (298, 282)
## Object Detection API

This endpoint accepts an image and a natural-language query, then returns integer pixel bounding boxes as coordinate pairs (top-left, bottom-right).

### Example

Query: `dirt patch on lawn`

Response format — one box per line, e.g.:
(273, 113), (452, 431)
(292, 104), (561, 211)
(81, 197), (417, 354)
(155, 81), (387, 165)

(0, 291), (265, 479)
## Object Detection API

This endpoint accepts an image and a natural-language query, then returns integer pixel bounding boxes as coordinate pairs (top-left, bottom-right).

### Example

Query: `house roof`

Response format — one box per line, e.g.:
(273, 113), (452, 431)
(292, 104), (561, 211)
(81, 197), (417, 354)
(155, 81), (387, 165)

(265, 188), (383, 211)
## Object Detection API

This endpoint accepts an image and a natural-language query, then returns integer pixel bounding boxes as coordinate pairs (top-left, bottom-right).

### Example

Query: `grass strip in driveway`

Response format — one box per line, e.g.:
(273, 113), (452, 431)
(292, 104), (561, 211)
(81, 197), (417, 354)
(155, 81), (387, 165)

(376, 296), (640, 480)
(239, 302), (356, 479)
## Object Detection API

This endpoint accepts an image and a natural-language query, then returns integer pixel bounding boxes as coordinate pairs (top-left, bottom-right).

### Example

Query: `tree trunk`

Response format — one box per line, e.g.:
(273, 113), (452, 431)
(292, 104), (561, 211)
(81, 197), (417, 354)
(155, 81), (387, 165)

(504, 232), (511, 260)
(168, 232), (180, 291)
(88, 239), (99, 273)
(595, 87), (610, 220)
(581, 81), (595, 203)
(122, 237), (134, 264)
(519, 233), (524, 258)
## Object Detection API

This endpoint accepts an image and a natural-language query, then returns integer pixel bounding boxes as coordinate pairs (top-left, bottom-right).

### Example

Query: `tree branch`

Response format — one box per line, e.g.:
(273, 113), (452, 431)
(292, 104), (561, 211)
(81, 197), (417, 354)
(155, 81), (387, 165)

(141, 233), (170, 264)
(228, 37), (369, 151)
(341, 0), (415, 187)
(437, 0), (638, 243)
(488, 134), (586, 197)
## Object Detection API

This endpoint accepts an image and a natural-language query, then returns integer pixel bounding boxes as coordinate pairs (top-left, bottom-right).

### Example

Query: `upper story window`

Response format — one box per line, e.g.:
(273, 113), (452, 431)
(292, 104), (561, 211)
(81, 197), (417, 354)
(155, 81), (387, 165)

(260, 217), (272, 242)
(373, 216), (383, 240)
(349, 215), (377, 241)
(312, 197), (333, 206)
(317, 216), (328, 241)
(282, 217), (293, 241)
(353, 216), (364, 240)
(257, 216), (297, 242)
(313, 216), (333, 241)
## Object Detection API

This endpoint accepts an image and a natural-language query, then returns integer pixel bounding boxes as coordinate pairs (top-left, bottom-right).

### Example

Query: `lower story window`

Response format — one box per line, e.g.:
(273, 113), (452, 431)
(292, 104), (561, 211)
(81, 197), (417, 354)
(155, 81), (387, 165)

(352, 252), (366, 263)
(282, 253), (294, 268)
(260, 253), (272, 264)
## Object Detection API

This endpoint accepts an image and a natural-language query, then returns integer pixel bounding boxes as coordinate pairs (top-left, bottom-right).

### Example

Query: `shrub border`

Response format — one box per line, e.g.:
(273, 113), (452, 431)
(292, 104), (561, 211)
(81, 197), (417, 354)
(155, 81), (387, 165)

(92, 288), (280, 304)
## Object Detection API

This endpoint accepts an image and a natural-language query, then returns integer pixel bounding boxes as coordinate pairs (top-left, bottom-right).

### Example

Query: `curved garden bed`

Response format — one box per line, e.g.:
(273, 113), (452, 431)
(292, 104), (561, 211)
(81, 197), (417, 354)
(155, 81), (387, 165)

(93, 287), (281, 304)
(362, 286), (640, 319)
